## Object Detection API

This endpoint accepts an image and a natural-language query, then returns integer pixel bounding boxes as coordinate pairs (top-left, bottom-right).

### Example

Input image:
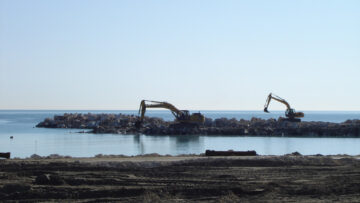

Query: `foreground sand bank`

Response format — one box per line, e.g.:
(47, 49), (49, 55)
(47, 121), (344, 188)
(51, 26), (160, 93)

(1, 155), (360, 202)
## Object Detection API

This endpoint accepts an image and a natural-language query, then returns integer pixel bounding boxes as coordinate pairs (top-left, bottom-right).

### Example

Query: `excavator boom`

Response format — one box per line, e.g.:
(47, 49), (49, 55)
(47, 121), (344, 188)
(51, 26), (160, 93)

(136, 100), (205, 127)
(264, 93), (291, 113)
(138, 100), (182, 123)
(263, 93), (304, 121)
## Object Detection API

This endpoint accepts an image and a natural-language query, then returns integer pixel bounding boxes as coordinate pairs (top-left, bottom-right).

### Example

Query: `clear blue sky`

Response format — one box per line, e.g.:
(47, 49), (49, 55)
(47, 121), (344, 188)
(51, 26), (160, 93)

(0, 0), (359, 110)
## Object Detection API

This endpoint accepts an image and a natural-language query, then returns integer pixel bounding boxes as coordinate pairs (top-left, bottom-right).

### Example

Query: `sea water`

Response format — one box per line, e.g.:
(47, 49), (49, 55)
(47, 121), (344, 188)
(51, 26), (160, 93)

(1, 110), (360, 158)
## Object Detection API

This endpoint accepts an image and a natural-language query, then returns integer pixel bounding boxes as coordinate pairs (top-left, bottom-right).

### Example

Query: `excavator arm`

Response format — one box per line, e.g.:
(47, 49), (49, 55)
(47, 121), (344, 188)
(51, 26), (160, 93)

(136, 100), (205, 128)
(138, 100), (183, 123)
(263, 93), (304, 121)
(264, 93), (291, 113)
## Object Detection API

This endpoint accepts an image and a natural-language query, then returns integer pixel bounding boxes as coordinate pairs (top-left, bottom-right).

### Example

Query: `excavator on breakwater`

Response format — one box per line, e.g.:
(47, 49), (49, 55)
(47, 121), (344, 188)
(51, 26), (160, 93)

(264, 93), (304, 122)
(135, 100), (205, 128)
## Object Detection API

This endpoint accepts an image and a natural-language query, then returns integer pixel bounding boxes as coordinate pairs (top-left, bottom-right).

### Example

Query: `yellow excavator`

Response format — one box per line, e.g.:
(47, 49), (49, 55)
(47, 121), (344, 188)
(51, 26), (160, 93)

(135, 100), (205, 128)
(264, 93), (304, 122)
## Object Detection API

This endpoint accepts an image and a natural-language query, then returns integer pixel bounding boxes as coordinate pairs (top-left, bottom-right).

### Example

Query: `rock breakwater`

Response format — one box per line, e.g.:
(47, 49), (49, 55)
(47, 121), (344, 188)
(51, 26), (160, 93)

(36, 113), (360, 136)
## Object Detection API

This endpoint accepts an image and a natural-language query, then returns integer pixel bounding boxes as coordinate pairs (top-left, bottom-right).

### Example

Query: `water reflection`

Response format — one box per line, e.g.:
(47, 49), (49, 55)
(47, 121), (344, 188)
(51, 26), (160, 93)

(171, 135), (203, 154)
(2, 132), (360, 158)
(263, 138), (271, 155)
(174, 135), (200, 147)
(285, 138), (291, 154)
(131, 135), (204, 155)
(133, 134), (143, 154)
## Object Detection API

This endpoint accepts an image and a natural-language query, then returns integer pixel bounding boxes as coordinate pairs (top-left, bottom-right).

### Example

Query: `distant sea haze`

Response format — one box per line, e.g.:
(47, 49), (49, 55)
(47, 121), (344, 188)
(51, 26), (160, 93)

(1, 110), (360, 123)
(1, 110), (360, 158)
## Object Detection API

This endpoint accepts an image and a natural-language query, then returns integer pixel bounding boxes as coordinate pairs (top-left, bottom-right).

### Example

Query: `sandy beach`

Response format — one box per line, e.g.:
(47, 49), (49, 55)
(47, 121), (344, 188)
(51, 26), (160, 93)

(1, 154), (360, 202)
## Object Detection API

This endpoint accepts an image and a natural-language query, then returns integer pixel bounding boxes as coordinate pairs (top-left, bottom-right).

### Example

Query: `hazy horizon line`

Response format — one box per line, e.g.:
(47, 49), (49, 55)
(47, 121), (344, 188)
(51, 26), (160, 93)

(1, 109), (360, 112)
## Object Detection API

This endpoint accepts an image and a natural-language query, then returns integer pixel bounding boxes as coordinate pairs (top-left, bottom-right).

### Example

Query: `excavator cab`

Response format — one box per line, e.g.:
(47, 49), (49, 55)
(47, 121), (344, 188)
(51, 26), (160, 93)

(285, 108), (304, 119)
(285, 108), (295, 117)
(176, 111), (205, 124)
(190, 112), (205, 124)
(176, 110), (191, 121)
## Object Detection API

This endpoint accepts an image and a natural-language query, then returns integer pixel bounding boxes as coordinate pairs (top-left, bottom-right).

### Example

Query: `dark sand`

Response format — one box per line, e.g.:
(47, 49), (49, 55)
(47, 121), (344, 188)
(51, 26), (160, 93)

(1, 155), (360, 202)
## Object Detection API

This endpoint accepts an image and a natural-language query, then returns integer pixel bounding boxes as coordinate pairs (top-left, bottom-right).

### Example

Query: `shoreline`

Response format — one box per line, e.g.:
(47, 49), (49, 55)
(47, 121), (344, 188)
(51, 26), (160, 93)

(6, 152), (360, 160)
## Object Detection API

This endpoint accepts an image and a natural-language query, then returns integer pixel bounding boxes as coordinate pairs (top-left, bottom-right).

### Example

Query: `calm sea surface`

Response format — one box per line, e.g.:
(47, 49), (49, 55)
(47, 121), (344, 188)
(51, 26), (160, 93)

(1, 110), (360, 158)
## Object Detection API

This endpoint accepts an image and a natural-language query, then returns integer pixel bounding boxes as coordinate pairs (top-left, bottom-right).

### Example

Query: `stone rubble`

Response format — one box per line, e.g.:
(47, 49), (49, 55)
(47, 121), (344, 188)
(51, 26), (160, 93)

(36, 113), (360, 137)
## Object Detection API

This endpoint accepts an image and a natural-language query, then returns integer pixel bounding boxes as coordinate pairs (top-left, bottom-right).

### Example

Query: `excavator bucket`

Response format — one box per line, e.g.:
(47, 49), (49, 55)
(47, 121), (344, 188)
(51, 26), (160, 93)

(134, 120), (142, 128)
(264, 107), (269, 113)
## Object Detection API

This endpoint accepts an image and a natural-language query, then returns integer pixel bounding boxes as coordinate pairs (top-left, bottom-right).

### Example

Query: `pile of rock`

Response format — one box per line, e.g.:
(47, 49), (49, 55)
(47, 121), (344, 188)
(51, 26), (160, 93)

(36, 113), (360, 137)
(36, 113), (168, 134)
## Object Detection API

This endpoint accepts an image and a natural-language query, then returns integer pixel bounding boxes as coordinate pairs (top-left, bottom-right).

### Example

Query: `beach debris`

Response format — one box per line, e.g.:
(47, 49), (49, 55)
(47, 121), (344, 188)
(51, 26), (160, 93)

(205, 150), (257, 156)
(0, 152), (10, 159)
(30, 154), (42, 159)
(291, 151), (302, 156)
(285, 151), (302, 156)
